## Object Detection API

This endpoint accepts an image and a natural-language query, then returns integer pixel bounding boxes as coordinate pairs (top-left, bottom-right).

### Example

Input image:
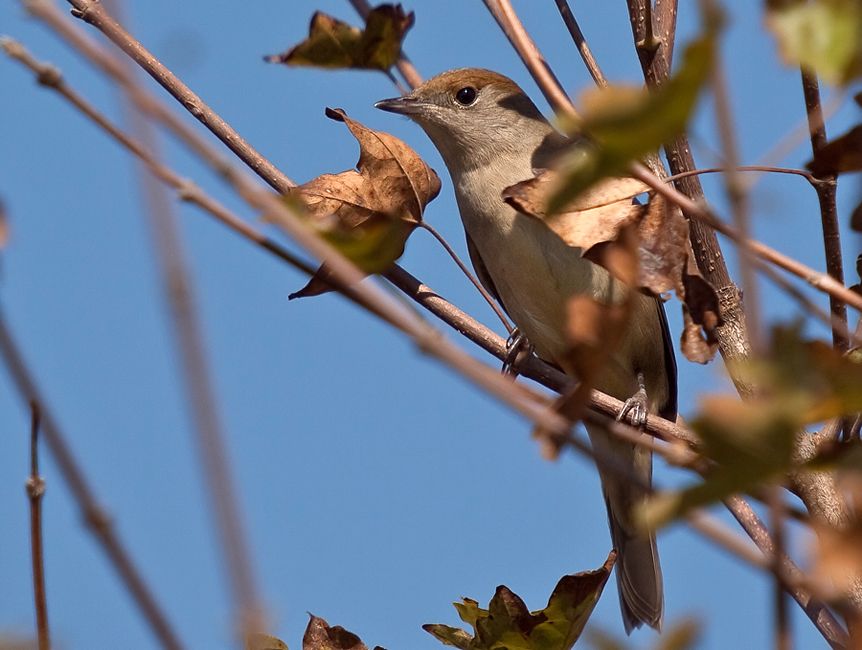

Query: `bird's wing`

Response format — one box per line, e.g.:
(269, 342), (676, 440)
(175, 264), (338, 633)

(466, 232), (507, 311)
(656, 298), (678, 422)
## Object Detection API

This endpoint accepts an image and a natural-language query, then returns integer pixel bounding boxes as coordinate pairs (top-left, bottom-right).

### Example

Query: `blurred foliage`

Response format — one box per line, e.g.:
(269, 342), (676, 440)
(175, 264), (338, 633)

(766, 0), (862, 84)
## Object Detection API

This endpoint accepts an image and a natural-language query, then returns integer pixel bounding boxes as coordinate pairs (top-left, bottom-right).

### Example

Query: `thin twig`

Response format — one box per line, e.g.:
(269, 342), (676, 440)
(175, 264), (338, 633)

(769, 486), (792, 650)
(553, 0), (607, 87)
(102, 0), (266, 636)
(418, 222), (513, 333)
(27, 402), (50, 650)
(725, 495), (847, 649)
(665, 165), (817, 184)
(482, 0), (578, 120)
(800, 69), (847, 352)
(0, 308), (184, 650)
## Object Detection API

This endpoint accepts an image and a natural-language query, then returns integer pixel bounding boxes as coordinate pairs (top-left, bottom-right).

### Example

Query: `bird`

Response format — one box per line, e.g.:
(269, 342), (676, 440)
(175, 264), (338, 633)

(376, 68), (678, 633)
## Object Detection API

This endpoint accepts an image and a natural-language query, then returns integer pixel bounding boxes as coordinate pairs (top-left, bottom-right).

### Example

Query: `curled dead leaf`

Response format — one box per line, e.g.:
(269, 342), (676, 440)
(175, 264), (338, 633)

(282, 108), (440, 299)
(265, 5), (414, 72)
(679, 269), (721, 364)
(505, 169), (721, 363)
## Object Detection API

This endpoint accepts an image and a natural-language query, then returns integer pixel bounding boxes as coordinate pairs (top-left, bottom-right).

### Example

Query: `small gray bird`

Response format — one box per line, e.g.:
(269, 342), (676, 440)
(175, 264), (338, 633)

(376, 69), (677, 633)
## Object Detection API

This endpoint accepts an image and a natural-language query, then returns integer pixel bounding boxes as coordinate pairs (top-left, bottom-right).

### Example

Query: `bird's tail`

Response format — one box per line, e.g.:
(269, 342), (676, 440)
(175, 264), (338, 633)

(586, 423), (663, 633)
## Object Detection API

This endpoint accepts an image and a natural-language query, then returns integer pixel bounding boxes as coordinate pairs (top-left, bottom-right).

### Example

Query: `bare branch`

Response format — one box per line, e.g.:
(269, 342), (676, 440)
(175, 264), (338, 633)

(625, 0), (753, 394)
(800, 69), (847, 352)
(26, 402), (51, 650)
(553, 0), (608, 87)
(418, 222), (514, 333)
(482, 0), (578, 119)
(0, 308), (184, 650)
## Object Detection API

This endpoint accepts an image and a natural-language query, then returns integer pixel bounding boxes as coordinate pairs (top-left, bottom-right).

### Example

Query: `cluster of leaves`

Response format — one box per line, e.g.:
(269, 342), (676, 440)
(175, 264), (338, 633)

(642, 325), (862, 528)
(423, 553), (614, 650)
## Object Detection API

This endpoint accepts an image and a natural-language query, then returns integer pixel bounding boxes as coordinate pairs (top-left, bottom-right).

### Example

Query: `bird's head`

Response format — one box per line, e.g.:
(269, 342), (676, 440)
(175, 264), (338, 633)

(375, 68), (552, 171)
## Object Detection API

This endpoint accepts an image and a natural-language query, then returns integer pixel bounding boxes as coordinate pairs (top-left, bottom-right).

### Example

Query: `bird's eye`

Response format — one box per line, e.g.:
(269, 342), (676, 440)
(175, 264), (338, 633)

(454, 86), (478, 106)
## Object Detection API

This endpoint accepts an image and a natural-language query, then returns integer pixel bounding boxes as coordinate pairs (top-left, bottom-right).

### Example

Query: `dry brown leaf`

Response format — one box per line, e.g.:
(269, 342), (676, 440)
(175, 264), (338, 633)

(806, 124), (862, 175)
(264, 5), (414, 72)
(505, 168), (721, 363)
(285, 107), (440, 299)
(504, 174), (648, 253)
(303, 614), (370, 650)
(679, 266), (721, 363)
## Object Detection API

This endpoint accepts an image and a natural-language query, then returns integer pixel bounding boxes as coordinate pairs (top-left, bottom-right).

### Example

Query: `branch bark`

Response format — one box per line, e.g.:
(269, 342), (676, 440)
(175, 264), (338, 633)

(800, 69), (847, 352)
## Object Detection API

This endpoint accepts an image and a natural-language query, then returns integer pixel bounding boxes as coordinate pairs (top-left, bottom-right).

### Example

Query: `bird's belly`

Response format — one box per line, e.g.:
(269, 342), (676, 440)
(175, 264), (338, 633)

(475, 213), (656, 403)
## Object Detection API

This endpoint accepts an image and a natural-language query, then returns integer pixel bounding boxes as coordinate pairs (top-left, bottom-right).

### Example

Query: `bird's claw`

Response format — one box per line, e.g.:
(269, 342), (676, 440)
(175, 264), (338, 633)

(502, 328), (533, 376)
(617, 386), (649, 429)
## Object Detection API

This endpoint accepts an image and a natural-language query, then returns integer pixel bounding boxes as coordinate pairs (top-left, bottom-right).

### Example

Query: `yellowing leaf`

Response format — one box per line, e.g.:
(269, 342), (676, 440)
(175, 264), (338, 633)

(283, 107), (440, 299)
(265, 5), (414, 72)
(424, 553), (615, 650)
(766, 0), (862, 84)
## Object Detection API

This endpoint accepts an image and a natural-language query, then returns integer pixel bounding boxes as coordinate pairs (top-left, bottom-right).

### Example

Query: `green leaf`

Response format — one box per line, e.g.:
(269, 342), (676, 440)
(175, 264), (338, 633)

(422, 624), (475, 649)
(424, 554), (615, 650)
(547, 9), (720, 214)
(766, 0), (862, 84)
(453, 598), (488, 627)
(265, 5), (414, 72)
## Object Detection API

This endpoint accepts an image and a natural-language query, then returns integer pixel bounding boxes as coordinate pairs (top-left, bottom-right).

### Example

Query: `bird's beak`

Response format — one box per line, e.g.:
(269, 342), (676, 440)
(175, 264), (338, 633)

(374, 96), (426, 116)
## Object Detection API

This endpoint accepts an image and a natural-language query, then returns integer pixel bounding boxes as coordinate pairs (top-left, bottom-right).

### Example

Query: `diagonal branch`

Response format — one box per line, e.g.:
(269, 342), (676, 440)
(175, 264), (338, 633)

(800, 69), (847, 352)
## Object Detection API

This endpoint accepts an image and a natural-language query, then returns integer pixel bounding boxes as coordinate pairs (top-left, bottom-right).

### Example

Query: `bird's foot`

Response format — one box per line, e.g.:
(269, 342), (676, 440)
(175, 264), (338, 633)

(617, 386), (649, 429)
(502, 328), (534, 376)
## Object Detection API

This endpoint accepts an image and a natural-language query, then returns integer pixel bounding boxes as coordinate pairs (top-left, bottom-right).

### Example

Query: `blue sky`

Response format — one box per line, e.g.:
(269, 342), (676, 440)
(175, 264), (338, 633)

(1, 1), (859, 649)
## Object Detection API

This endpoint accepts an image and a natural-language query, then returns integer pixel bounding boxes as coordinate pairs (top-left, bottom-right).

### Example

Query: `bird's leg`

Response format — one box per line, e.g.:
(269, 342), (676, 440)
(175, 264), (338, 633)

(617, 371), (649, 429)
(501, 328), (534, 376)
